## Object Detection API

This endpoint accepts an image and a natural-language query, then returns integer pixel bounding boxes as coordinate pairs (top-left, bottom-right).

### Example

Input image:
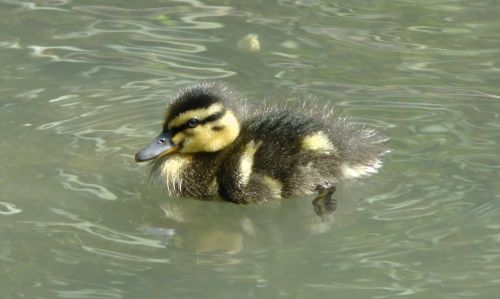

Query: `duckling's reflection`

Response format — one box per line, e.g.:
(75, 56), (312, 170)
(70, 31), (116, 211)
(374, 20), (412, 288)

(142, 194), (338, 255)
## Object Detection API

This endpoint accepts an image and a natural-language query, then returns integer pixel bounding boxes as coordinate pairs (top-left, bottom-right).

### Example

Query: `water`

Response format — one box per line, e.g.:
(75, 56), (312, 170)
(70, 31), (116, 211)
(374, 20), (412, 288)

(1, 0), (500, 298)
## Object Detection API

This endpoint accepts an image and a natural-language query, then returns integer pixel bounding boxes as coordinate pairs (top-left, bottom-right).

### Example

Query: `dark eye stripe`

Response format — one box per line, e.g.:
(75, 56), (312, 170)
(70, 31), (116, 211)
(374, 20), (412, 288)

(169, 109), (226, 136)
(200, 109), (226, 124)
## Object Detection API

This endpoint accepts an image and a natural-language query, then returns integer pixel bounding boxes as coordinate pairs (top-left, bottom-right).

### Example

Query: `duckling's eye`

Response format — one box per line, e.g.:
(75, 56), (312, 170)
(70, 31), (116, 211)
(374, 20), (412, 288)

(187, 118), (200, 128)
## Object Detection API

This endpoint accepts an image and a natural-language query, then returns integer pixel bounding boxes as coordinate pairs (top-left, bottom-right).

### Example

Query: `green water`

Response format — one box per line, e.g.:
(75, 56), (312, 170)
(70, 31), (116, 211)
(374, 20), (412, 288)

(1, 0), (500, 298)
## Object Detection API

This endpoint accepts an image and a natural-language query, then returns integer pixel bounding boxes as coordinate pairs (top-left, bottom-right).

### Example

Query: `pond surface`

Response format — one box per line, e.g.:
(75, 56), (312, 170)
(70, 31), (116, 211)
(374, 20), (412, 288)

(1, 0), (500, 298)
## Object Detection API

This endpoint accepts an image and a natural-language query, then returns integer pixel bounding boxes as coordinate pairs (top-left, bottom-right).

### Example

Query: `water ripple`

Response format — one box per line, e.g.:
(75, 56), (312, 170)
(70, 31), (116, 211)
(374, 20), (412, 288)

(58, 169), (117, 200)
(72, 1), (232, 29)
(51, 283), (124, 299)
(0, 201), (22, 216)
(23, 208), (165, 249)
(29, 45), (95, 62)
(81, 246), (170, 263)
(0, 0), (70, 11)
(5, 1), (239, 84)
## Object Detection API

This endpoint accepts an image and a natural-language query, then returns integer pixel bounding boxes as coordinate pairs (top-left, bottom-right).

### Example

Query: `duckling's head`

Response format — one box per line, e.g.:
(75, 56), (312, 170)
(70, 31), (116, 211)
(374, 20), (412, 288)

(135, 82), (244, 162)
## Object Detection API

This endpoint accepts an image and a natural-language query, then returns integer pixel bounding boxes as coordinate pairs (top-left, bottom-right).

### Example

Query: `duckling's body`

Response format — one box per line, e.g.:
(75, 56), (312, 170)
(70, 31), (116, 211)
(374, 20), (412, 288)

(136, 82), (387, 215)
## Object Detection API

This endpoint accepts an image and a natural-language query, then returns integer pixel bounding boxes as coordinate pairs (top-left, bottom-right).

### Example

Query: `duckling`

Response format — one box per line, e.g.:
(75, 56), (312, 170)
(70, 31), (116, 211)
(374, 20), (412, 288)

(135, 82), (387, 216)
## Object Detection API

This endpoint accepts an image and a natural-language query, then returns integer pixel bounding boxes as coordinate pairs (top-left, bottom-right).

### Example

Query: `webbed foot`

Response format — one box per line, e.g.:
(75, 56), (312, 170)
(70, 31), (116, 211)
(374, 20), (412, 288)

(312, 185), (337, 217)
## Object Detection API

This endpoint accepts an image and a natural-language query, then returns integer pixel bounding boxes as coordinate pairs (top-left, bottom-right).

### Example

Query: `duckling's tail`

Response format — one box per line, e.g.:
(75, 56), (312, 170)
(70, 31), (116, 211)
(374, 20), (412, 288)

(332, 121), (389, 179)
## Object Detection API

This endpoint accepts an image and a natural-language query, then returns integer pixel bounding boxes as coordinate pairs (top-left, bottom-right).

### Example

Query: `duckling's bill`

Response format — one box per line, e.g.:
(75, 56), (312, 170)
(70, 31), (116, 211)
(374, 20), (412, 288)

(135, 131), (179, 162)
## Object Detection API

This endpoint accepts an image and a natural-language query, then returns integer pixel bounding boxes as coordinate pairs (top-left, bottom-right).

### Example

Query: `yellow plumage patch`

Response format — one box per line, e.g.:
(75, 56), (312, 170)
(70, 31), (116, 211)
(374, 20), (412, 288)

(341, 160), (381, 179)
(239, 140), (262, 186)
(177, 110), (240, 153)
(301, 131), (336, 155)
(261, 175), (282, 199)
(161, 154), (192, 193)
